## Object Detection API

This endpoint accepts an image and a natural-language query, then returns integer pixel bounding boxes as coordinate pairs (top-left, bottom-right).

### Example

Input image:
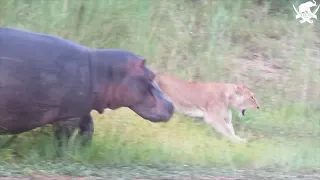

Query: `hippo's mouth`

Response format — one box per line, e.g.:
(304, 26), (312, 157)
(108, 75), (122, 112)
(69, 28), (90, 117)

(241, 109), (246, 116)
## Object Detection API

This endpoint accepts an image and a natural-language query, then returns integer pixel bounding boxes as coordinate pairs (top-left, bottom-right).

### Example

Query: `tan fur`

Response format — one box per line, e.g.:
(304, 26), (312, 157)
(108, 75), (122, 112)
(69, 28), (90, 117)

(154, 73), (260, 143)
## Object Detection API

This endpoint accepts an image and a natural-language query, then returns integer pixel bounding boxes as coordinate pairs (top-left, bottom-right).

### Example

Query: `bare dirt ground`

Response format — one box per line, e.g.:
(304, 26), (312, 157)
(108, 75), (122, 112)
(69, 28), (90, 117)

(0, 166), (319, 180)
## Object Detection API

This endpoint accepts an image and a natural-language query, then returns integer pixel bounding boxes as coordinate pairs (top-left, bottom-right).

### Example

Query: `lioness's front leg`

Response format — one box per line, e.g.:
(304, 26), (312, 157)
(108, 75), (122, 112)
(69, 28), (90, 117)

(204, 112), (245, 143)
(225, 110), (247, 143)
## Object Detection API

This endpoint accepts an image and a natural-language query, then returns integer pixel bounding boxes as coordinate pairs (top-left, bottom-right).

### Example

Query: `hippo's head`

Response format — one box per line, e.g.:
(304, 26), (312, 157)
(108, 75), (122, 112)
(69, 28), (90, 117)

(91, 49), (174, 122)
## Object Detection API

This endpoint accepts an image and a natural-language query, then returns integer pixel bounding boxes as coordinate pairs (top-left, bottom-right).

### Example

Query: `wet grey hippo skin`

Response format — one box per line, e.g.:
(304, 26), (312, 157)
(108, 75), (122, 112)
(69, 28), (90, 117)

(0, 27), (174, 146)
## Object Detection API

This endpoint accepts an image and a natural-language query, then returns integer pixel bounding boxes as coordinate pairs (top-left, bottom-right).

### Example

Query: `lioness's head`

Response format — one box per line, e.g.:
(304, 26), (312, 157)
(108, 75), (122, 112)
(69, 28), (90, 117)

(229, 85), (259, 116)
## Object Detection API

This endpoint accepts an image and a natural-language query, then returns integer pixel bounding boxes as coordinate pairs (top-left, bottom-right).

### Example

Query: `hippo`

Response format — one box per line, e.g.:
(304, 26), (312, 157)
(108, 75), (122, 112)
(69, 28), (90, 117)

(0, 27), (174, 146)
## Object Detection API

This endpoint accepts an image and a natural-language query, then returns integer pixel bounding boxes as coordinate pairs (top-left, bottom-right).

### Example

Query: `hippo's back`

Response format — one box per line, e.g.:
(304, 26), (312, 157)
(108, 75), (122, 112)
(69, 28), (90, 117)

(0, 27), (93, 134)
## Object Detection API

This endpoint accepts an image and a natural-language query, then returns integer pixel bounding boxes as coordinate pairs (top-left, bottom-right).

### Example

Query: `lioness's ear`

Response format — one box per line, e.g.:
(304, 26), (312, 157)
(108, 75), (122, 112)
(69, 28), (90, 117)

(235, 85), (245, 93)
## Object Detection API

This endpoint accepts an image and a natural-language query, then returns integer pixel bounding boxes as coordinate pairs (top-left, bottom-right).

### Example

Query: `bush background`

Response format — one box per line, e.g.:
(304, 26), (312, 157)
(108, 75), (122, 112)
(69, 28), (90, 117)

(0, 0), (320, 178)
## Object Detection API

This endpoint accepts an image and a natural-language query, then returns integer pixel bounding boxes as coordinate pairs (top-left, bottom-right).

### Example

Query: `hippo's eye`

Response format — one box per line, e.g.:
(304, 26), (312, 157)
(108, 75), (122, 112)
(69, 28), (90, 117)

(138, 78), (150, 94)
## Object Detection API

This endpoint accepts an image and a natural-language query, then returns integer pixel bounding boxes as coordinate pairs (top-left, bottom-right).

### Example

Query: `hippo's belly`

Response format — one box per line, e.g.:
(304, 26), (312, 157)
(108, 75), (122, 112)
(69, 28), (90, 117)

(0, 107), (60, 134)
(0, 27), (93, 134)
(0, 56), (91, 134)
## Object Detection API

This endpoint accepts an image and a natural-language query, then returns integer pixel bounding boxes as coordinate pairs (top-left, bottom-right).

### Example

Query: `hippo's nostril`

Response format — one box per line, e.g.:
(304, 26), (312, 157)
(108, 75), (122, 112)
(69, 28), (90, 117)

(164, 101), (174, 120)
(168, 102), (174, 113)
(257, 106), (260, 109)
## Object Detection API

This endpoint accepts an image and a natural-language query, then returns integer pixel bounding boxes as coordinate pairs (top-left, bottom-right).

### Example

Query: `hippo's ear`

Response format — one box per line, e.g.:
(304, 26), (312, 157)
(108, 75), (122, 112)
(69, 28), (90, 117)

(138, 59), (145, 68)
(126, 59), (146, 75)
(132, 59), (145, 72)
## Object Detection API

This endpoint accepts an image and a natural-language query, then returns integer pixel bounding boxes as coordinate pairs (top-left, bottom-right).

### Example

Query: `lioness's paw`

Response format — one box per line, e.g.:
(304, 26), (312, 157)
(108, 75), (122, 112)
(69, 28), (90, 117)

(234, 136), (247, 143)
(240, 138), (247, 143)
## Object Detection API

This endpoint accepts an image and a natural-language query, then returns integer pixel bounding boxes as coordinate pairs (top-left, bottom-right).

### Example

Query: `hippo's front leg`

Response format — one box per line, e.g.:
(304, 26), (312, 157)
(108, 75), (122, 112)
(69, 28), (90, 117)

(53, 118), (78, 148)
(76, 114), (94, 146)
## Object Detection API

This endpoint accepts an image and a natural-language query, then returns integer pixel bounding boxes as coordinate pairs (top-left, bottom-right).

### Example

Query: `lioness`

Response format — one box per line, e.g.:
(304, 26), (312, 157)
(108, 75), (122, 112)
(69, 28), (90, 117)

(154, 73), (260, 143)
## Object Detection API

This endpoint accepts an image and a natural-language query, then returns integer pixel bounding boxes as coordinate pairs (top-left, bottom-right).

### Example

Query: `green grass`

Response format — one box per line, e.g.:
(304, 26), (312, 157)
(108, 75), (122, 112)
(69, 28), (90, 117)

(1, 105), (319, 171)
(1, 0), (320, 178)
